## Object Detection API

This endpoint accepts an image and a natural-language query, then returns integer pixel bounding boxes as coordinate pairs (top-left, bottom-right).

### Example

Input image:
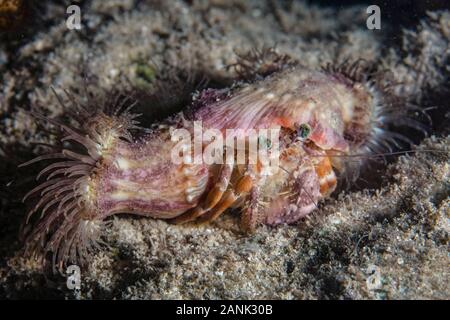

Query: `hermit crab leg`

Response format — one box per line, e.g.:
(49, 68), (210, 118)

(240, 186), (261, 232)
(203, 163), (234, 211)
(171, 163), (234, 224)
(313, 155), (337, 197)
(197, 171), (254, 224)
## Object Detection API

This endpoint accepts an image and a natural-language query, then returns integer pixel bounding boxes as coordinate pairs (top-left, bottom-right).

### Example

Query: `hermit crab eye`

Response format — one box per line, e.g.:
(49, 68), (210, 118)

(258, 136), (272, 149)
(297, 123), (311, 140)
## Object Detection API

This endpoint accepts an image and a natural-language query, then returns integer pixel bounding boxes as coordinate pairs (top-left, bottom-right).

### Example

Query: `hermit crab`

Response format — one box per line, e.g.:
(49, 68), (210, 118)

(21, 49), (425, 270)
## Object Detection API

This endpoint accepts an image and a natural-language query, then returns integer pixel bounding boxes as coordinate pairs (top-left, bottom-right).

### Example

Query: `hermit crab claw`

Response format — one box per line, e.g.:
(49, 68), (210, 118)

(264, 165), (321, 225)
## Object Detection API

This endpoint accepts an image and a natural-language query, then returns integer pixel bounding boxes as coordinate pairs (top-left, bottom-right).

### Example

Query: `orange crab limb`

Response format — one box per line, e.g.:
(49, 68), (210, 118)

(171, 164), (233, 224)
(170, 206), (204, 224)
(204, 185), (225, 210)
(235, 174), (253, 194)
(314, 156), (337, 197)
(198, 174), (254, 223)
(240, 187), (260, 233)
(197, 190), (237, 223)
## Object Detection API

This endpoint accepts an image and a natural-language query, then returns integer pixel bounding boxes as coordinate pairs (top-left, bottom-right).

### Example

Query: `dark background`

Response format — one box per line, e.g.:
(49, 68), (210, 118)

(312, 0), (449, 28)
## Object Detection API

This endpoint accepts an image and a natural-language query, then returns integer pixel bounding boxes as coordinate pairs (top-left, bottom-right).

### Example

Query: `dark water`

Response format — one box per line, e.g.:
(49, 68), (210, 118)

(312, 0), (450, 28)
(314, 0), (450, 28)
